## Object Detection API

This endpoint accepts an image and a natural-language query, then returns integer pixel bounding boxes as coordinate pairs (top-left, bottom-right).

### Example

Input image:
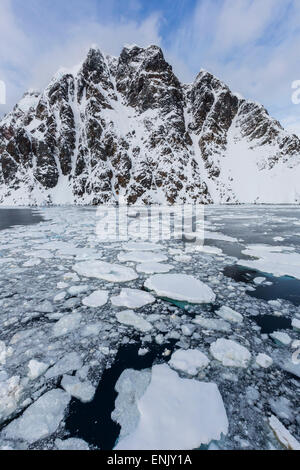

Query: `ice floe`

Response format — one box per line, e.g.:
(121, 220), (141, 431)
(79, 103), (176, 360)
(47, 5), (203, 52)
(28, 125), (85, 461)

(27, 360), (49, 380)
(210, 339), (251, 368)
(116, 310), (153, 332)
(255, 353), (273, 368)
(82, 290), (109, 308)
(144, 274), (216, 304)
(61, 375), (95, 403)
(3, 389), (71, 444)
(45, 352), (83, 379)
(114, 364), (228, 450)
(118, 251), (167, 263)
(292, 318), (300, 332)
(52, 312), (82, 337)
(0, 376), (23, 423)
(238, 244), (300, 279)
(111, 288), (155, 309)
(73, 261), (138, 283)
(122, 242), (163, 251)
(193, 317), (231, 332)
(136, 262), (173, 274)
(216, 306), (243, 324)
(270, 331), (292, 346)
(169, 349), (210, 376)
(55, 438), (90, 450)
(269, 415), (300, 450)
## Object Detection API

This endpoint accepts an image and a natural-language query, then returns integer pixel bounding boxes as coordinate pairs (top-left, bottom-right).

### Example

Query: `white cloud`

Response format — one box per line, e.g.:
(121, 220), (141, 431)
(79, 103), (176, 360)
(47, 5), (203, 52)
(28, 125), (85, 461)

(168, 0), (300, 131)
(30, 14), (162, 91)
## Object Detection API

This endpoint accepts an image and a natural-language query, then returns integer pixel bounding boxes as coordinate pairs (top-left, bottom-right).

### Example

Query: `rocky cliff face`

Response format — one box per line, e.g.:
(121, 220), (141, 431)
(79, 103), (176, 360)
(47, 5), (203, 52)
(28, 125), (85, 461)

(0, 44), (299, 205)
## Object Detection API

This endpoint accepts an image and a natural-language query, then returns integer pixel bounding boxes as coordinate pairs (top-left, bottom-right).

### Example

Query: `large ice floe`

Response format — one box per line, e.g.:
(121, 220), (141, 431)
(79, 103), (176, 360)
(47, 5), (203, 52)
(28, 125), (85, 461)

(3, 389), (71, 444)
(238, 244), (300, 279)
(144, 274), (216, 303)
(111, 288), (155, 309)
(113, 364), (228, 450)
(73, 261), (138, 283)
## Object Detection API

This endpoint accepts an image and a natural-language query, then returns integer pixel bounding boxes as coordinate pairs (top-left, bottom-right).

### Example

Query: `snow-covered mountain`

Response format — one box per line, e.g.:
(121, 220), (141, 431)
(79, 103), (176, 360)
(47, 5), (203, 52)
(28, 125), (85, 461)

(0, 44), (300, 205)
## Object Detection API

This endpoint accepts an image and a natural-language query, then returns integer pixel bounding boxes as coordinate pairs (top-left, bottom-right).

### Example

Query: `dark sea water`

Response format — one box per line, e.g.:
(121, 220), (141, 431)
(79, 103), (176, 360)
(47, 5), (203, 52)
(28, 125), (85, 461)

(0, 208), (44, 231)
(65, 340), (176, 450)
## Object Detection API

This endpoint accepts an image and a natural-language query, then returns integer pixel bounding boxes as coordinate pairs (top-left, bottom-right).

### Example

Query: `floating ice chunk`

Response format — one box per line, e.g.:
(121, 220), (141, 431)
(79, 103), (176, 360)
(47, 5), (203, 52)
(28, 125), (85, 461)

(193, 317), (231, 332)
(122, 242), (163, 251)
(112, 369), (151, 439)
(292, 340), (300, 349)
(114, 364), (228, 450)
(269, 397), (293, 422)
(3, 389), (71, 444)
(54, 292), (66, 302)
(27, 360), (49, 380)
(292, 318), (300, 332)
(68, 285), (89, 296)
(269, 415), (300, 450)
(23, 258), (41, 267)
(136, 262), (173, 274)
(253, 277), (266, 285)
(73, 261), (138, 283)
(0, 341), (8, 365)
(111, 288), (155, 309)
(25, 250), (53, 259)
(0, 376), (23, 423)
(210, 339), (251, 368)
(34, 241), (77, 251)
(63, 272), (80, 282)
(238, 244), (300, 279)
(205, 231), (238, 242)
(45, 352), (83, 379)
(216, 306), (243, 324)
(118, 251), (167, 263)
(55, 438), (90, 450)
(82, 290), (108, 308)
(256, 353), (273, 368)
(116, 310), (153, 332)
(61, 375), (95, 403)
(270, 331), (292, 346)
(81, 323), (102, 337)
(144, 274), (216, 304)
(52, 312), (82, 337)
(200, 246), (223, 255)
(36, 300), (54, 314)
(169, 349), (210, 376)
(173, 254), (192, 262)
(57, 282), (69, 289)
(138, 348), (149, 356)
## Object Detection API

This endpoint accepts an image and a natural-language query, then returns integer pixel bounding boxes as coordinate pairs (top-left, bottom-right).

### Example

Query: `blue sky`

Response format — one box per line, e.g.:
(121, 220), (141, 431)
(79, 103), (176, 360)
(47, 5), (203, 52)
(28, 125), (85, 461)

(0, 0), (300, 135)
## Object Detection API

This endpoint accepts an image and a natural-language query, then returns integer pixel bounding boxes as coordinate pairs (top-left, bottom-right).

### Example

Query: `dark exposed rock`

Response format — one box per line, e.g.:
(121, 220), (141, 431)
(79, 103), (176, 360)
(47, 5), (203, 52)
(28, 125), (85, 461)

(0, 45), (299, 205)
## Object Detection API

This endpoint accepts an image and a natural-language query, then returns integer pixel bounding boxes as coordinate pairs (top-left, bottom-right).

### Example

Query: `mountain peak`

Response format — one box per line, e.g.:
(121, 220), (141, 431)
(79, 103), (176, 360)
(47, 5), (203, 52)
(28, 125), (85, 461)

(0, 44), (300, 206)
